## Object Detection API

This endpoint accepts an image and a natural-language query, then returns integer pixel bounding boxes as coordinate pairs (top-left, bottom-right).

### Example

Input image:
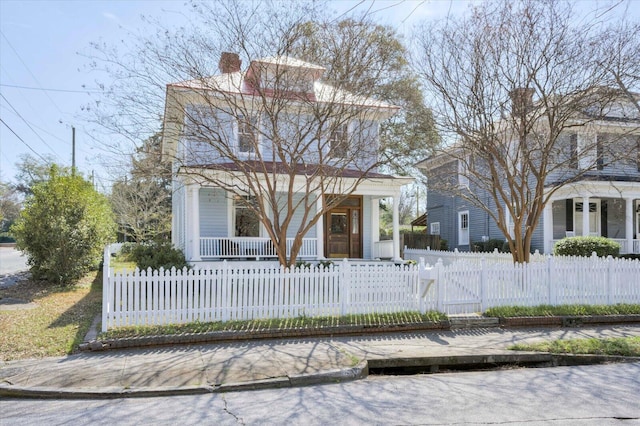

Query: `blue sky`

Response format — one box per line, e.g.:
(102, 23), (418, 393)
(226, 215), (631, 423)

(0, 0), (635, 190)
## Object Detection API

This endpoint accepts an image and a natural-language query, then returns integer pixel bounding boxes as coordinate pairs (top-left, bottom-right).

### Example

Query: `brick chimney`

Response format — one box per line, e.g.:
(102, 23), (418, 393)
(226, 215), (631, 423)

(219, 52), (242, 73)
(510, 87), (535, 117)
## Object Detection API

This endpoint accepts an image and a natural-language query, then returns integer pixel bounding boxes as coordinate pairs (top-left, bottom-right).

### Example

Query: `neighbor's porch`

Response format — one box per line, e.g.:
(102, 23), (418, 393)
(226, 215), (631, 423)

(543, 182), (640, 254)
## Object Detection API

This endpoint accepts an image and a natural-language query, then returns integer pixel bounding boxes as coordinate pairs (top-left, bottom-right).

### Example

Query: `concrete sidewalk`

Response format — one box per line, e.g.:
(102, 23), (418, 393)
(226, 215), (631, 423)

(2, 324), (640, 399)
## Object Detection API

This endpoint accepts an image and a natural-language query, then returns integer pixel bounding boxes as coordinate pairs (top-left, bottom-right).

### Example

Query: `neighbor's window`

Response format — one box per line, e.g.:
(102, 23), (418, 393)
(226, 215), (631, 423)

(430, 222), (440, 235)
(458, 160), (470, 188)
(569, 133), (578, 169)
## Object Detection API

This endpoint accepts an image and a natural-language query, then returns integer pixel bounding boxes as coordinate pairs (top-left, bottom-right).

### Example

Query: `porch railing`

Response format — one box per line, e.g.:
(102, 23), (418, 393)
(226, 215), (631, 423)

(200, 237), (317, 259)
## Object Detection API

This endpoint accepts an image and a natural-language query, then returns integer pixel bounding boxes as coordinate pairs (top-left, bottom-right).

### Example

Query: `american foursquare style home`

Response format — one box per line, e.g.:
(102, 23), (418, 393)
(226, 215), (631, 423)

(417, 90), (640, 255)
(161, 53), (412, 264)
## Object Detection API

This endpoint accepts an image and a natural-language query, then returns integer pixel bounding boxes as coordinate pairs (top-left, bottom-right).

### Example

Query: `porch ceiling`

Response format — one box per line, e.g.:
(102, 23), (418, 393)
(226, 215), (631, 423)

(546, 179), (640, 201)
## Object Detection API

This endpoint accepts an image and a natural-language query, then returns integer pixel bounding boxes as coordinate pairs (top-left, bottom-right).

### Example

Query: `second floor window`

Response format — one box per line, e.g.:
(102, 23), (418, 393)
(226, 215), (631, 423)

(636, 137), (640, 172)
(569, 133), (578, 169)
(458, 159), (470, 188)
(238, 116), (257, 154)
(329, 123), (349, 158)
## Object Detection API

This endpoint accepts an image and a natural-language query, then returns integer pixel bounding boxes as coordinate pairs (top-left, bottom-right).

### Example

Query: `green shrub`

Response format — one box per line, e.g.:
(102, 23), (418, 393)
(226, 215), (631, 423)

(439, 239), (448, 251)
(619, 254), (640, 261)
(11, 167), (116, 285)
(295, 260), (312, 269)
(553, 236), (620, 257)
(125, 241), (189, 271)
(317, 260), (334, 269)
(473, 239), (506, 253)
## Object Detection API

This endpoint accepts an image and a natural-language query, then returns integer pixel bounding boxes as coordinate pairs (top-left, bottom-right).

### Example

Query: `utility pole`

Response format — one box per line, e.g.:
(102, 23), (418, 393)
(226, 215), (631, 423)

(72, 126), (76, 175)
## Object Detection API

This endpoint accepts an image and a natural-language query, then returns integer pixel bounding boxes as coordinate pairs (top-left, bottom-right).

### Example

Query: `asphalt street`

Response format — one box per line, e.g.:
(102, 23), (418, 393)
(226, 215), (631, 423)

(0, 247), (27, 276)
(1, 362), (639, 425)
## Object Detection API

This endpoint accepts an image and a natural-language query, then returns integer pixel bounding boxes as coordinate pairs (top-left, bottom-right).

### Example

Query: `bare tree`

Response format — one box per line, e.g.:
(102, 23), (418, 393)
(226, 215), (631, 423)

(89, 0), (414, 266)
(110, 133), (171, 242)
(414, 0), (640, 262)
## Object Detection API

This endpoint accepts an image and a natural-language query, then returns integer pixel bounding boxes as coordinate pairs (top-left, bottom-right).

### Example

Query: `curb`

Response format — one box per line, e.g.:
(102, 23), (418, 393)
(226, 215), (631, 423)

(0, 360), (369, 400)
(1, 354), (636, 400)
(499, 314), (640, 328)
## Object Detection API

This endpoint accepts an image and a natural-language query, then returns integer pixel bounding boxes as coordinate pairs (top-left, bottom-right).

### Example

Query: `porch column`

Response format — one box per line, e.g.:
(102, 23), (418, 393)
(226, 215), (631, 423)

(625, 197), (633, 254)
(371, 198), (380, 258)
(316, 195), (325, 260)
(190, 185), (201, 262)
(582, 196), (590, 236)
(543, 201), (554, 254)
(392, 193), (401, 261)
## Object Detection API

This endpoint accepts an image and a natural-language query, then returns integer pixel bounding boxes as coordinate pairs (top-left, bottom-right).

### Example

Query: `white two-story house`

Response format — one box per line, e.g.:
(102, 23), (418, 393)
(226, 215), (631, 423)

(161, 53), (412, 265)
(418, 90), (640, 255)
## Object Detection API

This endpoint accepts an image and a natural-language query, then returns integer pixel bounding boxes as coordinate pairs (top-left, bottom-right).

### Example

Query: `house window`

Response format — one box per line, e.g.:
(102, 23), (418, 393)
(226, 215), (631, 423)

(458, 160), (469, 188)
(504, 205), (515, 238)
(234, 196), (260, 237)
(430, 222), (440, 235)
(596, 133), (607, 171)
(458, 211), (470, 246)
(238, 116), (257, 154)
(329, 123), (348, 158)
(636, 137), (640, 172)
(569, 133), (578, 169)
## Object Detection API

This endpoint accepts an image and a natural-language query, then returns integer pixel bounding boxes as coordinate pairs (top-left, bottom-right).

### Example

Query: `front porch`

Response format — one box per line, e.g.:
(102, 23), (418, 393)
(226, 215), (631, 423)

(177, 177), (412, 263)
(542, 182), (640, 254)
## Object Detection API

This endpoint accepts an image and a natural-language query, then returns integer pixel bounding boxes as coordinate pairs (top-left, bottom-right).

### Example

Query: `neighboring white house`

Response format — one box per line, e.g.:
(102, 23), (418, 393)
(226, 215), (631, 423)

(161, 53), (413, 264)
(417, 90), (640, 255)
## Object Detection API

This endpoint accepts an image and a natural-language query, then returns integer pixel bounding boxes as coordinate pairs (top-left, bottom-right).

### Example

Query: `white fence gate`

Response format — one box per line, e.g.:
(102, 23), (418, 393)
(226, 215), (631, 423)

(418, 254), (640, 314)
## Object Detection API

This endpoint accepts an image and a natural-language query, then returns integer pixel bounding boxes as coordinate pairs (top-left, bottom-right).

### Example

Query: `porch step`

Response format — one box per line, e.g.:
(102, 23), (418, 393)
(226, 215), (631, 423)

(448, 315), (500, 329)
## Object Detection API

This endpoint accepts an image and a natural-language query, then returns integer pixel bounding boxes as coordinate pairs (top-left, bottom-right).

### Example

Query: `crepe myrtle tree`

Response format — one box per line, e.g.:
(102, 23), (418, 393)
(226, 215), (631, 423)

(414, 0), (640, 263)
(88, 0), (420, 267)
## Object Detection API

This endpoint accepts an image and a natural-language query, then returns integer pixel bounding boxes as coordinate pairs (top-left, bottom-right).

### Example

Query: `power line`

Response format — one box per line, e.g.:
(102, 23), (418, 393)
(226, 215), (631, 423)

(0, 118), (50, 163)
(0, 83), (103, 94)
(0, 93), (62, 160)
(0, 30), (65, 115)
(0, 103), (94, 158)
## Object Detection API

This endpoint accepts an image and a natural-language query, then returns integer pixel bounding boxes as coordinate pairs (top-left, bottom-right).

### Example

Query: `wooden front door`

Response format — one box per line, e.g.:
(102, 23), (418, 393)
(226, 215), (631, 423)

(325, 196), (362, 258)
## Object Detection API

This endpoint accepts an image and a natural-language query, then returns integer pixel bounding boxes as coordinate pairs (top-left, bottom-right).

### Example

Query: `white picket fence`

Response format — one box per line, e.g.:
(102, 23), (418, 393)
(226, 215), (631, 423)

(102, 246), (427, 331)
(420, 254), (640, 314)
(404, 247), (546, 265)
(102, 245), (640, 331)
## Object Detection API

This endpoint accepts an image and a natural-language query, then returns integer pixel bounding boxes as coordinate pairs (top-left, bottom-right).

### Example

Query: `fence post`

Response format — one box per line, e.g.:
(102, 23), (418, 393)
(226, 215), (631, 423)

(419, 257), (425, 312)
(102, 244), (111, 333)
(607, 255), (613, 305)
(340, 258), (351, 315)
(547, 255), (557, 305)
(480, 257), (487, 312)
(435, 259), (444, 313)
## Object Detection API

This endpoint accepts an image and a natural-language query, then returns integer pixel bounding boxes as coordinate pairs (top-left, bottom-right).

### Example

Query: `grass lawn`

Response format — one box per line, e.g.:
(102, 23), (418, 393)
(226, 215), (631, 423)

(0, 271), (102, 361)
(99, 311), (448, 340)
(485, 304), (640, 317)
(510, 337), (640, 357)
